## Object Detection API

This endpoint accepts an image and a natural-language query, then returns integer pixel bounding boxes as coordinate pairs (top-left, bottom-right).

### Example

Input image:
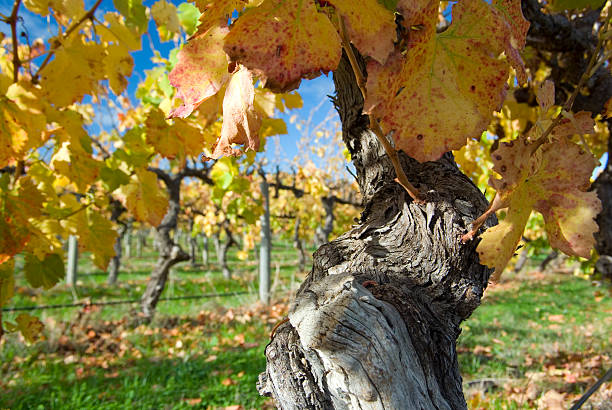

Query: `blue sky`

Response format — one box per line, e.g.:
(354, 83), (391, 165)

(0, 0), (340, 173)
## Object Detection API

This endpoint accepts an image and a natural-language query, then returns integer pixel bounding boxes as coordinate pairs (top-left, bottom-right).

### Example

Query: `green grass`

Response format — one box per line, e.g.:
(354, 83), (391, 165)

(7, 239), (310, 322)
(459, 271), (612, 407)
(2, 241), (612, 409)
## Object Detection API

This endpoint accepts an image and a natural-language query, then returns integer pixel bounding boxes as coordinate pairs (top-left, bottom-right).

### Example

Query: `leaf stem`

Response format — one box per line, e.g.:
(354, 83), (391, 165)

(33, 0), (104, 80)
(337, 16), (422, 203)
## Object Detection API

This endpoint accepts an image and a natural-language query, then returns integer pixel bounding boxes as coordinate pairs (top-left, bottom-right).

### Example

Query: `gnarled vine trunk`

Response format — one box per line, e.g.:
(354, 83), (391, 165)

(258, 55), (495, 409)
(314, 195), (335, 248)
(141, 178), (189, 321)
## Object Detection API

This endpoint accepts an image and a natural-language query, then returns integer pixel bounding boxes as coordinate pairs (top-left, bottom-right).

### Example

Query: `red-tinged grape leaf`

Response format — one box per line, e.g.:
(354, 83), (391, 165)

(537, 80), (555, 113)
(0, 215), (30, 265)
(145, 108), (206, 167)
(13, 313), (44, 343)
(478, 136), (601, 275)
(210, 67), (262, 158)
(533, 139), (601, 256)
(0, 259), (15, 307)
(23, 252), (64, 290)
(327, 0), (396, 64)
(169, 25), (230, 118)
(367, 0), (518, 162)
(223, 0), (341, 93)
(0, 177), (45, 264)
(491, 0), (530, 84)
(551, 111), (595, 138)
(116, 169), (169, 227)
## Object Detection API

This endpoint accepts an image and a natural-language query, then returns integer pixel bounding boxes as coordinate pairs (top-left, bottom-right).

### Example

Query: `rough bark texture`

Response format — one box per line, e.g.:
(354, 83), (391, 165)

(188, 217), (199, 267)
(513, 244), (530, 274)
(314, 196), (335, 248)
(141, 177), (189, 321)
(107, 200), (126, 286)
(294, 217), (307, 272)
(107, 225), (125, 285)
(136, 229), (146, 258)
(213, 226), (235, 280)
(201, 234), (209, 265)
(258, 54), (495, 409)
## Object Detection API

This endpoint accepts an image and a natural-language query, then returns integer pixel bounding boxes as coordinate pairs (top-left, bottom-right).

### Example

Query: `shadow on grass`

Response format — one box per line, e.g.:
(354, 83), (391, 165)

(1, 347), (267, 410)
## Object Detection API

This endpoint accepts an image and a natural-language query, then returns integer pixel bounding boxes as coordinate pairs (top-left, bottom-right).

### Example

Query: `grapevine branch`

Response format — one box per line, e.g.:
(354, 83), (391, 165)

(8, 0), (22, 83)
(336, 16), (423, 203)
(530, 9), (610, 154)
(462, 7), (610, 243)
(33, 0), (104, 80)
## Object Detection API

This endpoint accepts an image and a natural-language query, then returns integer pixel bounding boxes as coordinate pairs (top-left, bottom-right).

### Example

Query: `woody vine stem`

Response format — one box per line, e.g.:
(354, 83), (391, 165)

(336, 15), (423, 203)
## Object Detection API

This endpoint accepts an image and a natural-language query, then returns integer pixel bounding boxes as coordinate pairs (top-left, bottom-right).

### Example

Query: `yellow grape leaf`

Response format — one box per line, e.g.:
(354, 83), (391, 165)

(223, 0), (341, 92)
(51, 140), (101, 192)
(195, 0), (246, 32)
(23, 252), (64, 290)
(281, 92), (303, 111)
(365, 0), (528, 162)
(72, 209), (117, 270)
(0, 259), (15, 307)
(151, 0), (181, 41)
(104, 44), (134, 95)
(52, 0), (85, 21)
(478, 137), (601, 274)
(0, 176), (45, 264)
(99, 12), (142, 51)
(23, 0), (51, 16)
(117, 168), (169, 226)
(169, 25), (230, 118)
(1, 83), (48, 167)
(259, 118), (287, 139)
(145, 108), (205, 166)
(210, 67), (262, 158)
(40, 36), (106, 107)
(13, 313), (44, 343)
(327, 0), (395, 64)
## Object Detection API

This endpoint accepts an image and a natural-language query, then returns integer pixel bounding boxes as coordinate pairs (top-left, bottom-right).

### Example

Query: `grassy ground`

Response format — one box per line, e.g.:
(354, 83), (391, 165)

(1, 242), (611, 409)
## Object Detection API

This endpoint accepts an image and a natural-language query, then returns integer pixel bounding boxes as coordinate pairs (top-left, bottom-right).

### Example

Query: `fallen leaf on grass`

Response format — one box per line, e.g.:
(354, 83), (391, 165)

(547, 314), (565, 323)
(221, 377), (236, 386)
(233, 333), (245, 345)
(538, 390), (565, 409)
(182, 398), (202, 405)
